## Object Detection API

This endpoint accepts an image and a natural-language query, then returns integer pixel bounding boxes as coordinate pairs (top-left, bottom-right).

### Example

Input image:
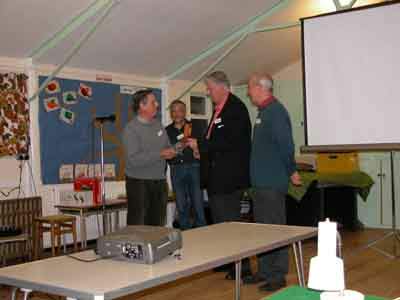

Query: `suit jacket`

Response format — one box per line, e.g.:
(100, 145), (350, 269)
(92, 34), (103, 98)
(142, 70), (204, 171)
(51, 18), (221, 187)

(199, 93), (251, 196)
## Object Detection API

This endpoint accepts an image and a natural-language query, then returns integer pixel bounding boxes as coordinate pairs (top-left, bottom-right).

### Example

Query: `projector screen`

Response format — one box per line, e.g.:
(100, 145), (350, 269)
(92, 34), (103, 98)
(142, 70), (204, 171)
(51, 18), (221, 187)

(302, 2), (400, 151)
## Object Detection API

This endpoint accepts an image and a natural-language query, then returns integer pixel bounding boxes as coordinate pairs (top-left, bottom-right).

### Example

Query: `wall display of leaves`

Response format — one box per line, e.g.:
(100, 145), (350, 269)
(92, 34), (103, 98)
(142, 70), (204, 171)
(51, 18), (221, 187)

(0, 73), (29, 157)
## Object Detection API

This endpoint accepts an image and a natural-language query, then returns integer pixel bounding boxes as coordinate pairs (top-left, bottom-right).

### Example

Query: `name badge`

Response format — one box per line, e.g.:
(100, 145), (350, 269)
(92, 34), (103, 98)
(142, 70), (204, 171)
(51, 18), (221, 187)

(255, 118), (262, 125)
(157, 130), (163, 137)
(214, 118), (222, 124)
(177, 133), (184, 140)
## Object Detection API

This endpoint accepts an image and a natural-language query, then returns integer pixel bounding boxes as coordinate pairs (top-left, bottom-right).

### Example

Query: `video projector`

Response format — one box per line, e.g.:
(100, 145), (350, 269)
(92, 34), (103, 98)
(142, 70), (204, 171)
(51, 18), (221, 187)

(96, 225), (182, 264)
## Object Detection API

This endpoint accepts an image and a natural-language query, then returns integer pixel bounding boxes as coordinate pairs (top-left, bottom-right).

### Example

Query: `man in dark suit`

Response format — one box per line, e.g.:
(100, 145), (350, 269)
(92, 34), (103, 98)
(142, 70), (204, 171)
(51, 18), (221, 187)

(186, 70), (252, 278)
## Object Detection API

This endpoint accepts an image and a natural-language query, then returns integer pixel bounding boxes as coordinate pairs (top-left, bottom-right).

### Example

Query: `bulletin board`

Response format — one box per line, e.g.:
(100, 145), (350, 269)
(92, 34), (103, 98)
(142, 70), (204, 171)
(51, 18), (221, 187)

(38, 76), (162, 184)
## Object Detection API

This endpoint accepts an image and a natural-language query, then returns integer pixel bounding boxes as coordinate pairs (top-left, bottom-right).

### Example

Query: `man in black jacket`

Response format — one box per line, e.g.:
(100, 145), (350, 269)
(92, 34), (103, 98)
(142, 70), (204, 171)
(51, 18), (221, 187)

(187, 70), (252, 278)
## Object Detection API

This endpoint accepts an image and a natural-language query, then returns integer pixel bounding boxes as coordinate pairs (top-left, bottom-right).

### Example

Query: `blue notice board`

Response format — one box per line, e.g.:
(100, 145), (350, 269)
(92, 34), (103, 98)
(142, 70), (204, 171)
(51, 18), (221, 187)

(38, 76), (162, 184)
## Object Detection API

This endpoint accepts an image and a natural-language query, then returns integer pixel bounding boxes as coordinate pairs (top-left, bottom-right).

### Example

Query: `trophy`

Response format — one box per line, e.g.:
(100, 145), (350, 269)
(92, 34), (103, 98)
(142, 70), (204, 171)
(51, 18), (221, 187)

(183, 123), (192, 141)
(174, 123), (192, 155)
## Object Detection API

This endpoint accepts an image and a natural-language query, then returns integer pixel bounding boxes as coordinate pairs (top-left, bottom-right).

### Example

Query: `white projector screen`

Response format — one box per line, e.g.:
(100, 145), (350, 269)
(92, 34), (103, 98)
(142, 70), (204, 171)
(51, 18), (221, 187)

(302, 2), (400, 151)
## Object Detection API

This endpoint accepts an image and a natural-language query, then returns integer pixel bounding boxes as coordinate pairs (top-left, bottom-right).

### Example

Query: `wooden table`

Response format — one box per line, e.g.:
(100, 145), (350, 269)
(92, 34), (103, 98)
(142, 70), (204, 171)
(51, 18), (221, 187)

(0, 222), (316, 300)
(55, 199), (127, 248)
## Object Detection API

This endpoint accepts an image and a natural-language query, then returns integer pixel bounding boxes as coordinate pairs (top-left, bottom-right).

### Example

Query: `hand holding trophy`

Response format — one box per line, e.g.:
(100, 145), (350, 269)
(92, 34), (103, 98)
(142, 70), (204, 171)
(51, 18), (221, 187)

(175, 123), (192, 155)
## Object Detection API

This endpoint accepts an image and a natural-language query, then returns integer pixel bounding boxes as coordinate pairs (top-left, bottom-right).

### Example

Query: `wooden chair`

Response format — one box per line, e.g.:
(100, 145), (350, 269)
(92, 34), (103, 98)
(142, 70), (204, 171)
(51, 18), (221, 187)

(0, 197), (42, 265)
(34, 215), (78, 259)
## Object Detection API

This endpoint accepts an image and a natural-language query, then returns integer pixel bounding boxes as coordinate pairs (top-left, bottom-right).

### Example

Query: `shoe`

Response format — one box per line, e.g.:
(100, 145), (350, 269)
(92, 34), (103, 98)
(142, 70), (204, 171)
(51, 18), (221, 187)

(224, 268), (252, 280)
(258, 278), (286, 292)
(214, 263), (233, 272)
(242, 274), (264, 285)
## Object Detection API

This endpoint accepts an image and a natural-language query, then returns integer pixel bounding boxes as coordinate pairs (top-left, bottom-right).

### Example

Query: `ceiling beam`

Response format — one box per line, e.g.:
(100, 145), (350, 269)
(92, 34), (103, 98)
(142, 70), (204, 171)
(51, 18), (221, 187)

(165, 0), (293, 80)
(28, 0), (114, 60)
(29, 0), (118, 102)
(252, 21), (300, 33)
(174, 32), (250, 101)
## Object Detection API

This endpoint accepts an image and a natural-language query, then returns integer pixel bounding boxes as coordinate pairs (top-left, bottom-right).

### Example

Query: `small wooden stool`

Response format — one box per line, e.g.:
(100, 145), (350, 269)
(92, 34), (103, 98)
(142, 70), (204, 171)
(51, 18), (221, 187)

(34, 215), (78, 259)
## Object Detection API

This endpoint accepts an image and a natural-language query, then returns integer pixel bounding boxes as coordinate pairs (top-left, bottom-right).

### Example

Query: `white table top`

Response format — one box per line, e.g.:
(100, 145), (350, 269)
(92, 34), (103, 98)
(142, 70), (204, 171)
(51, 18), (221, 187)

(55, 199), (127, 210)
(0, 222), (316, 300)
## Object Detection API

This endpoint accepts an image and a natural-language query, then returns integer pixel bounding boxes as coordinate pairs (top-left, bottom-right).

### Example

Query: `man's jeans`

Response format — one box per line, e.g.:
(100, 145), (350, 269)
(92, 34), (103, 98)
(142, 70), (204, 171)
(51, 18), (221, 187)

(170, 163), (206, 230)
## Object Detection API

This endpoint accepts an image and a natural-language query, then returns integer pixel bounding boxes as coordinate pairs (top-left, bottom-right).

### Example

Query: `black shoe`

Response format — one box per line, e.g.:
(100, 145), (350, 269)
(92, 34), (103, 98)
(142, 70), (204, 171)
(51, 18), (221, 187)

(258, 279), (286, 292)
(242, 274), (264, 285)
(224, 268), (252, 280)
(214, 263), (233, 272)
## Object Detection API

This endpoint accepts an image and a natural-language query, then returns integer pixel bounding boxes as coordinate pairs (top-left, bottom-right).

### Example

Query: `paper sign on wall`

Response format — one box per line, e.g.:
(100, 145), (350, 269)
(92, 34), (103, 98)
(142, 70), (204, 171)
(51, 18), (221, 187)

(59, 164), (74, 182)
(120, 85), (141, 95)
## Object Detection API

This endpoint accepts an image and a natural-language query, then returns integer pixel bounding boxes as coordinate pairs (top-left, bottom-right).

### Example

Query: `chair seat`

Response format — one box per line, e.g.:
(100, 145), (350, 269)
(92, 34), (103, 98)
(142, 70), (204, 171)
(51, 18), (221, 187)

(34, 215), (78, 259)
(35, 215), (75, 223)
(0, 233), (29, 244)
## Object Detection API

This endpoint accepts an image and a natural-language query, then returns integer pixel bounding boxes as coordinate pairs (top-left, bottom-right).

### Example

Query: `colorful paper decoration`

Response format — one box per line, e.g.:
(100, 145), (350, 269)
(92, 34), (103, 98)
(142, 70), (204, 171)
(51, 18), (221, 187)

(79, 83), (92, 99)
(45, 80), (60, 94)
(63, 91), (78, 105)
(44, 97), (60, 112)
(105, 163), (116, 179)
(120, 85), (139, 95)
(59, 108), (75, 125)
(0, 73), (29, 157)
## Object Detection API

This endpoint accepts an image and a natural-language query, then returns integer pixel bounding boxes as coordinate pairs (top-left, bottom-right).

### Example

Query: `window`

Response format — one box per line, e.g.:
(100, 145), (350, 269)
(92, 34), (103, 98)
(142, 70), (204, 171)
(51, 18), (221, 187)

(190, 95), (206, 115)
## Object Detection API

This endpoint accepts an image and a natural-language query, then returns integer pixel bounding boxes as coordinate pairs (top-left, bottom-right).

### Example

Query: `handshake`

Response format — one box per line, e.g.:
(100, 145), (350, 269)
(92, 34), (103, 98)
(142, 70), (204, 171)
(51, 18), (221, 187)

(160, 138), (199, 160)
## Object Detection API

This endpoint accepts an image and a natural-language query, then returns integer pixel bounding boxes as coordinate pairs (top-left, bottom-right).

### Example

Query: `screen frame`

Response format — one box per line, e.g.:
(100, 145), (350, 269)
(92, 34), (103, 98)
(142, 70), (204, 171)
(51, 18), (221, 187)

(300, 0), (400, 153)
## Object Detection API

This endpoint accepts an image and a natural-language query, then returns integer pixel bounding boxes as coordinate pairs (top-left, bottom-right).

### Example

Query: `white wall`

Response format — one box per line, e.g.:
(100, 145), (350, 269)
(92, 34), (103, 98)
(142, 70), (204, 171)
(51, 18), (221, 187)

(166, 79), (207, 124)
(273, 60), (305, 154)
(274, 60), (302, 81)
(233, 60), (305, 153)
(0, 56), (203, 246)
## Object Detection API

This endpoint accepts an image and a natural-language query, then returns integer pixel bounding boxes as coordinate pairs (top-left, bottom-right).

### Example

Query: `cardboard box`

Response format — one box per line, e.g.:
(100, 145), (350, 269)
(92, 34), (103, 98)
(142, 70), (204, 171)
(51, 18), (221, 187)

(59, 191), (93, 206)
(316, 152), (359, 173)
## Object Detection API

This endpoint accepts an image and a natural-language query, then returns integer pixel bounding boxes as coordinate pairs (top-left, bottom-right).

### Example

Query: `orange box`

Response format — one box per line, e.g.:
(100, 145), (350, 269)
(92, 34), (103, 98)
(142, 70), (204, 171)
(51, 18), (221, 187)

(316, 152), (359, 173)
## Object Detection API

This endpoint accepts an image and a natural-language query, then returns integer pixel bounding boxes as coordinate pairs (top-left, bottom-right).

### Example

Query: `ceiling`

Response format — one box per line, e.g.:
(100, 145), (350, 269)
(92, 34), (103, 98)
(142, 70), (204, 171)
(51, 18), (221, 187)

(0, 0), (384, 84)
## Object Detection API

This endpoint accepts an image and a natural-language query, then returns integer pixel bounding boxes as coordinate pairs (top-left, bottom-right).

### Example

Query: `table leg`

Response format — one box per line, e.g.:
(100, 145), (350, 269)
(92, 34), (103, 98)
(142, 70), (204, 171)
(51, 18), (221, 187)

(11, 287), (17, 300)
(292, 243), (301, 285)
(50, 223), (56, 257)
(298, 241), (306, 287)
(108, 212), (112, 233)
(63, 231), (67, 253)
(80, 210), (87, 249)
(115, 210), (120, 231)
(292, 242), (306, 287)
(235, 260), (242, 300)
(20, 288), (32, 300)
